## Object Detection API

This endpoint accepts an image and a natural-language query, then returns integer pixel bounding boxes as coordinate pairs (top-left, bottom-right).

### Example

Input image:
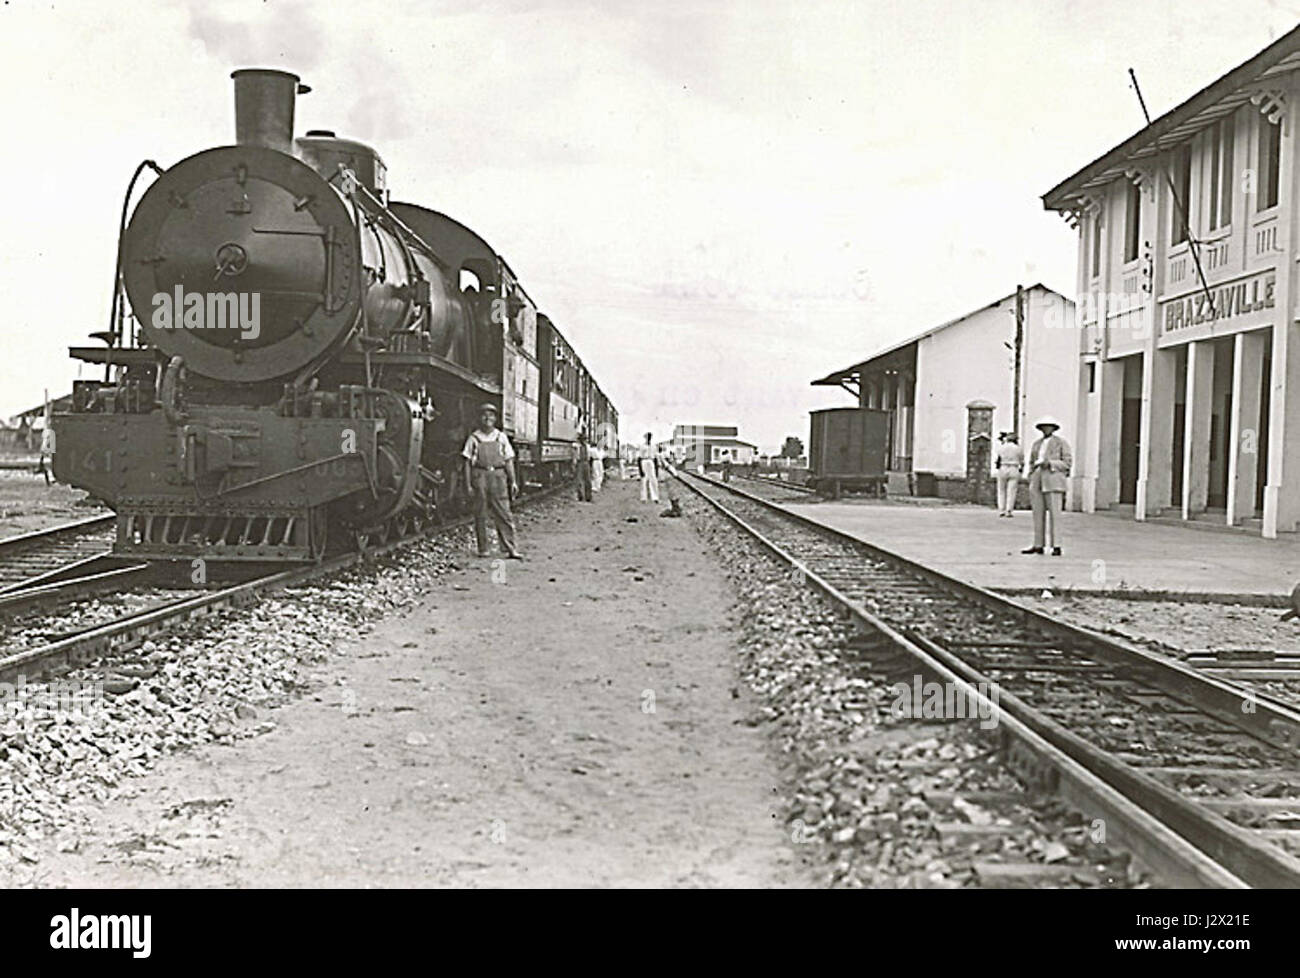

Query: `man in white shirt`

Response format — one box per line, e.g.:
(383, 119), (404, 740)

(993, 432), (1022, 517)
(36, 426), (54, 486)
(589, 442), (605, 492)
(639, 432), (659, 503)
(461, 403), (522, 558)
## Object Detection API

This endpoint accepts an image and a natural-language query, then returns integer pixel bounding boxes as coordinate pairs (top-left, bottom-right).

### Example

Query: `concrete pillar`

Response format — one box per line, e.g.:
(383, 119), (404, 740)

(966, 400), (995, 505)
(891, 375), (905, 469)
(1262, 323), (1300, 535)
(1095, 359), (1125, 509)
(1078, 358), (1123, 512)
(1069, 359), (1093, 510)
(1136, 347), (1176, 518)
(1227, 330), (1266, 525)
(1182, 340), (1214, 519)
(1263, 80), (1300, 537)
(1078, 363), (1101, 512)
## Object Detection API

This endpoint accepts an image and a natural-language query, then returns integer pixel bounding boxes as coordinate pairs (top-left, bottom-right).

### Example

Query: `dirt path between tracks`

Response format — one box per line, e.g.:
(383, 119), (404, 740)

(23, 477), (813, 888)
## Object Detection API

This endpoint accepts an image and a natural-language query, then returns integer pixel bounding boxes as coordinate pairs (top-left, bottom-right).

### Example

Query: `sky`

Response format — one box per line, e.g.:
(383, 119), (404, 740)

(3, 0), (1300, 452)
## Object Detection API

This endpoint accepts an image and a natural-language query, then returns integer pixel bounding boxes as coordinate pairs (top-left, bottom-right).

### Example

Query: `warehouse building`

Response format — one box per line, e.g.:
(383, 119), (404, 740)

(811, 285), (1077, 502)
(1042, 27), (1300, 536)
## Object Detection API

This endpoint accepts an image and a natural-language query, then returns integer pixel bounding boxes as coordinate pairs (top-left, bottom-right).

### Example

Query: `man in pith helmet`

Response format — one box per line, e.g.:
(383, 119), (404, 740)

(1021, 416), (1071, 556)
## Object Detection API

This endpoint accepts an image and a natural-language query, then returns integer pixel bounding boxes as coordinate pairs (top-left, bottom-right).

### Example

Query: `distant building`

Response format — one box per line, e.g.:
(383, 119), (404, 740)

(7, 395), (72, 430)
(2, 395), (72, 453)
(1042, 26), (1300, 536)
(668, 424), (758, 468)
(812, 285), (1077, 501)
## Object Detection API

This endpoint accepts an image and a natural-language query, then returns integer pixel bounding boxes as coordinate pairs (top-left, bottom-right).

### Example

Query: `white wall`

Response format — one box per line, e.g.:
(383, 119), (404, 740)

(911, 288), (1077, 477)
(1022, 289), (1079, 453)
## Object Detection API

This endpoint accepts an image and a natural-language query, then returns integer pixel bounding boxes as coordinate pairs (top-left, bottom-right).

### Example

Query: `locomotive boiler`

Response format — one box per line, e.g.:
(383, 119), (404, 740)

(54, 69), (617, 562)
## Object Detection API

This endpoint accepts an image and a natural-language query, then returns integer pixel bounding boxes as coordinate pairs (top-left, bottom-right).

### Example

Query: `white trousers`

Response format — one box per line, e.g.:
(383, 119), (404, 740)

(641, 472), (659, 503)
(995, 472), (1019, 514)
(591, 459), (604, 491)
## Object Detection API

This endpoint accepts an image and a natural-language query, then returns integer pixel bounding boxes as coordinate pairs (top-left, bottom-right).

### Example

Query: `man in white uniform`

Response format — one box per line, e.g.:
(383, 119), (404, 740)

(589, 442), (605, 492)
(639, 432), (659, 504)
(993, 432), (1022, 517)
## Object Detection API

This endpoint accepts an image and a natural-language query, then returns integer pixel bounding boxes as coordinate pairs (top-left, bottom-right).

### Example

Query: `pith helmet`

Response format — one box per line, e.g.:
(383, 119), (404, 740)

(1035, 416), (1061, 431)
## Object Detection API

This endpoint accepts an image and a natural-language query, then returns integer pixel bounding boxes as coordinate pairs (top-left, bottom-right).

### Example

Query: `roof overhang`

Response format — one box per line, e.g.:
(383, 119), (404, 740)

(812, 283), (1065, 388)
(1042, 26), (1300, 212)
(811, 340), (917, 388)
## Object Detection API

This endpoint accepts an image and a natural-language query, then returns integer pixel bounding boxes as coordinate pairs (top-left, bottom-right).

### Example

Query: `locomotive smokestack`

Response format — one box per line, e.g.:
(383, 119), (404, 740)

(231, 68), (311, 153)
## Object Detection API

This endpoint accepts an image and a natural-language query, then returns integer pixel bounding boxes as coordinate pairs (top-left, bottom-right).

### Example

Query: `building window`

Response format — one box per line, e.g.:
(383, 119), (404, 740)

(1207, 118), (1234, 230)
(1171, 144), (1192, 244)
(1259, 117), (1281, 211)
(1124, 181), (1142, 262)
(1087, 361), (1097, 393)
(1090, 213), (1103, 278)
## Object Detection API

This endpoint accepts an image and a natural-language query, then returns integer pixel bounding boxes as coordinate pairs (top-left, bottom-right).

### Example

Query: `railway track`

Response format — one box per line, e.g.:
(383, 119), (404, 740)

(678, 470), (1300, 889)
(0, 515), (116, 593)
(0, 514), (150, 613)
(0, 487), (562, 686)
(733, 473), (817, 498)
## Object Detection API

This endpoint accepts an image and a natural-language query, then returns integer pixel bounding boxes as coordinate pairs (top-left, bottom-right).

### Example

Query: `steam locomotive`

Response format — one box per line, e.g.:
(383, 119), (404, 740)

(54, 69), (617, 562)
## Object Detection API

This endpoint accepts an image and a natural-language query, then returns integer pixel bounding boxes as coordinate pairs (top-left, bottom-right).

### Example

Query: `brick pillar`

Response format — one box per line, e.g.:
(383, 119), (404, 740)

(966, 400), (995, 505)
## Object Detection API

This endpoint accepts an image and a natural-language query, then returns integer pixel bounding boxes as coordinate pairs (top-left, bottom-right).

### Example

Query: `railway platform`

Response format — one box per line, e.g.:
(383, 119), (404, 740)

(779, 498), (1300, 602)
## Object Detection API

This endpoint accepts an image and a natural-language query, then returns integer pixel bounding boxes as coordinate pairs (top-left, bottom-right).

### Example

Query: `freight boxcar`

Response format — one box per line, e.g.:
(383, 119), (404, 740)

(807, 407), (889, 498)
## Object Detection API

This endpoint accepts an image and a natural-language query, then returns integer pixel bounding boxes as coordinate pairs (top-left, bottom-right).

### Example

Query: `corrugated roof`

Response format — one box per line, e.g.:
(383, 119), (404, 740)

(1042, 25), (1300, 211)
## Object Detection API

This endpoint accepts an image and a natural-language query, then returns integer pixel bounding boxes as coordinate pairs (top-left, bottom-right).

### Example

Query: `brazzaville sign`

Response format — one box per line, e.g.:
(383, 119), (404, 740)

(1162, 271), (1275, 336)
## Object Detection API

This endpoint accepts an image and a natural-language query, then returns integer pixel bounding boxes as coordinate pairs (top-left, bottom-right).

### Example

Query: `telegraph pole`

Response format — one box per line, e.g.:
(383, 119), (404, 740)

(1013, 285), (1024, 440)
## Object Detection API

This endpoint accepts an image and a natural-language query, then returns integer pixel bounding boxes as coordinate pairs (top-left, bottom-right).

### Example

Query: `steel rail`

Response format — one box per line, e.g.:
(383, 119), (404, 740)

(0, 515), (114, 555)
(676, 470), (1300, 888)
(0, 514), (118, 597)
(682, 473), (1300, 750)
(0, 486), (563, 685)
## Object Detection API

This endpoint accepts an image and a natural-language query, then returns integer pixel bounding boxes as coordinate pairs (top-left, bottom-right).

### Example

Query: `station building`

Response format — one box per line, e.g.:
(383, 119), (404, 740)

(665, 424), (758, 468)
(1043, 27), (1300, 537)
(811, 285), (1077, 502)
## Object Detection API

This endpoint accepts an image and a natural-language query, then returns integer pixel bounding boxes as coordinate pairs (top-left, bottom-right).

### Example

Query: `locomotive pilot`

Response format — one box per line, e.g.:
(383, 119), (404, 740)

(462, 404), (523, 559)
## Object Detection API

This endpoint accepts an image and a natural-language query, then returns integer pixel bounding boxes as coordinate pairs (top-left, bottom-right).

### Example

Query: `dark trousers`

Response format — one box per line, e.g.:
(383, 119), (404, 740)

(471, 468), (518, 554)
(575, 462), (592, 501)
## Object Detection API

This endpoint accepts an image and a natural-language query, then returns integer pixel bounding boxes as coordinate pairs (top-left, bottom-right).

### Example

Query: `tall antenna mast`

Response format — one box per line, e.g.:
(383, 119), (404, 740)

(1129, 67), (1215, 315)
